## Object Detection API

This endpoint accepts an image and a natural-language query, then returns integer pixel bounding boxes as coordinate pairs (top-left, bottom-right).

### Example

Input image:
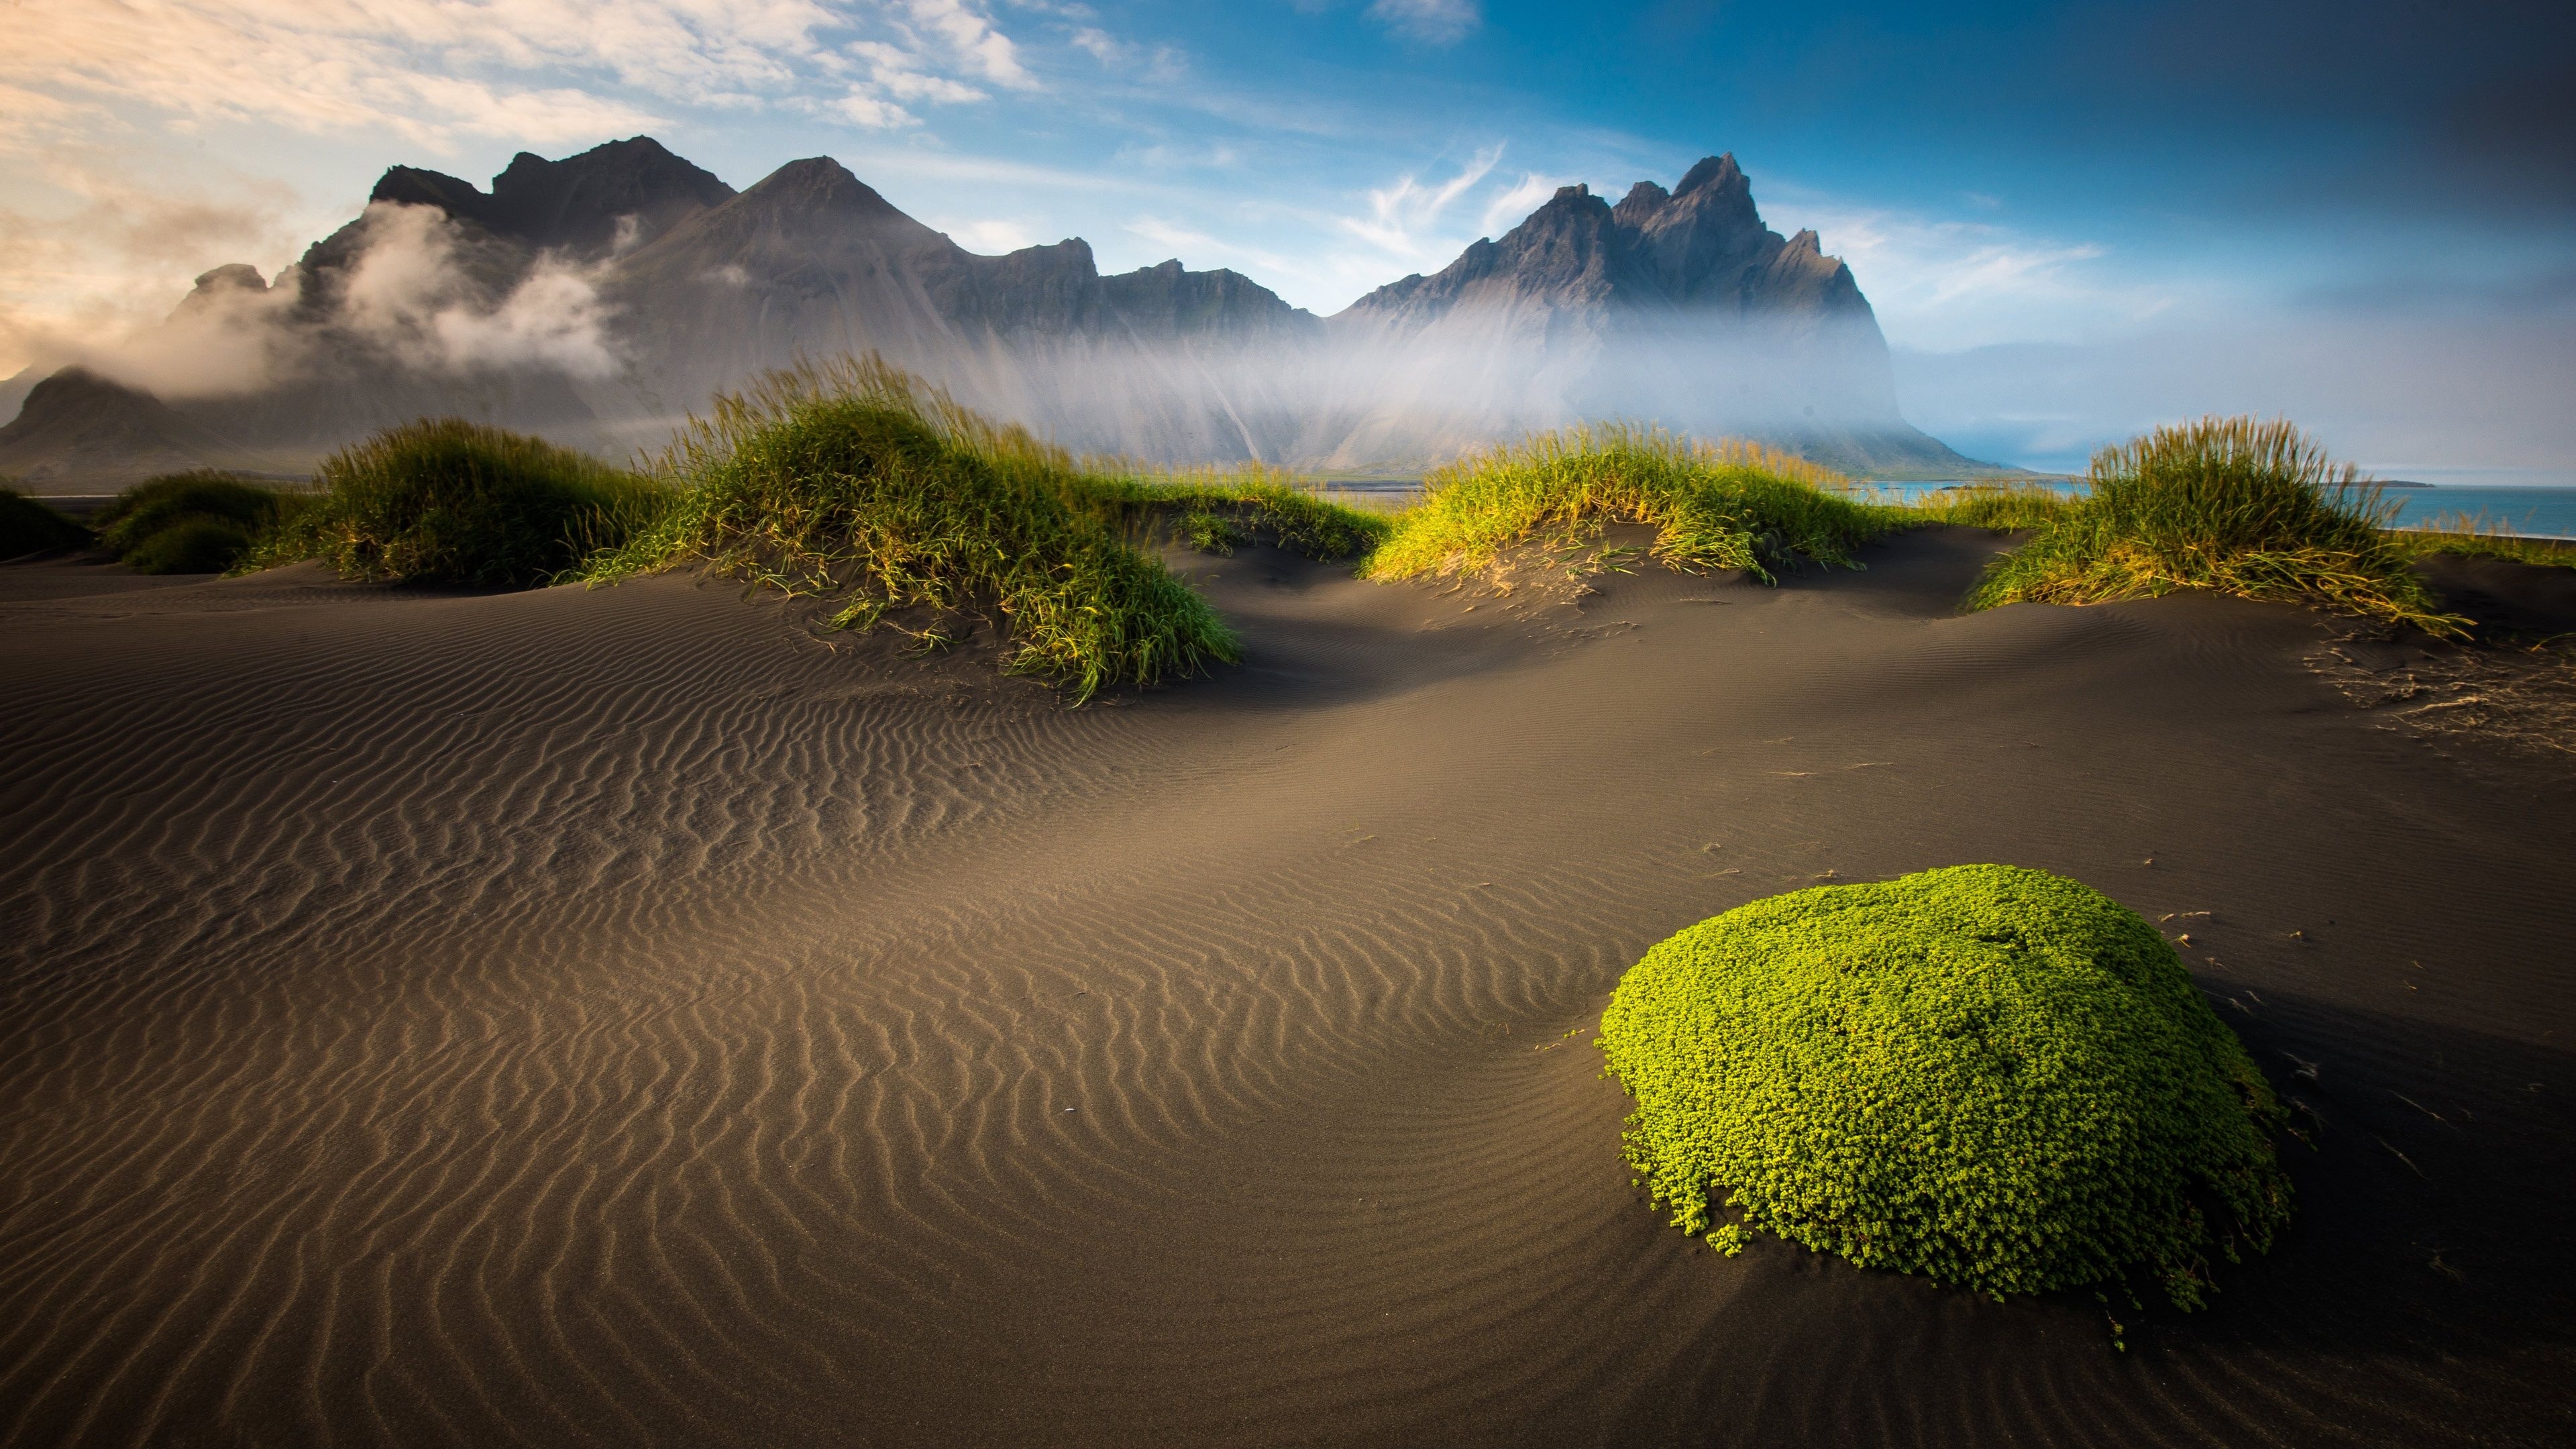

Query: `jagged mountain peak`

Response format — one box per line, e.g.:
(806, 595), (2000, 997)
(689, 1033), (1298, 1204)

(361, 136), (733, 258)
(1674, 153), (1745, 198)
(487, 136), (733, 256)
(1345, 152), (1860, 324)
(3, 137), (1978, 482)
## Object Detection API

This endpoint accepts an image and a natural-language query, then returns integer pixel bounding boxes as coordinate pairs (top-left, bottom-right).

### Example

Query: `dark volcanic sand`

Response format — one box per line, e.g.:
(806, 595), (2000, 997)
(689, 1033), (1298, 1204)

(2, 531), (2570, 1447)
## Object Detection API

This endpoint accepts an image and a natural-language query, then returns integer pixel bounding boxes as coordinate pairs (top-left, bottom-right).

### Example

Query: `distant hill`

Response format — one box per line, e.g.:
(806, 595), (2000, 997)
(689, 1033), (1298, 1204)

(1, 138), (1998, 485)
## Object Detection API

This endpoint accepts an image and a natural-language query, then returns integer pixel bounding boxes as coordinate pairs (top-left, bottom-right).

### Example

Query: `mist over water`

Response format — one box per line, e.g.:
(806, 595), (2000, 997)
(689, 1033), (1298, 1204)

(1891, 308), (2576, 483)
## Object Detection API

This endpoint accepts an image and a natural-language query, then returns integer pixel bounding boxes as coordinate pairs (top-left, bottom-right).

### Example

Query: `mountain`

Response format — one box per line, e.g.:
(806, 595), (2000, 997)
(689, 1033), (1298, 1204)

(593, 154), (1318, 435)
(1326, 156), (1968, 473)
(0, 368), (251, 488)
(0, 138), (1991, 486)
(1346, 156), (1864, 326)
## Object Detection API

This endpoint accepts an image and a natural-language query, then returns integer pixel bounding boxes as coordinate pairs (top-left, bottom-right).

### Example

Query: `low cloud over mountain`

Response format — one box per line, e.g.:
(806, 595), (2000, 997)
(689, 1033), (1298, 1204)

(0, 137), (1984, 484)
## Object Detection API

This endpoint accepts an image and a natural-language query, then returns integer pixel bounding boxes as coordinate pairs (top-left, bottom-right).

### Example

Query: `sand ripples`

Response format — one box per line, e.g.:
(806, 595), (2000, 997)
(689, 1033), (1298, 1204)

(4, 537), (2571, 1446)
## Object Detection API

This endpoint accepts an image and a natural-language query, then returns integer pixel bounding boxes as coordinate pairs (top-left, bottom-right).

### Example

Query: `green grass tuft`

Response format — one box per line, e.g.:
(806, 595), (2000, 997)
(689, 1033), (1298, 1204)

(1, 484), (91, 559)
(1968, 417), (2466, 635)
(582, 356), (1247, 701)
(1599, 864), (2293, 1310)
(1896, 482), (2080, 533)
(249, 419), (663, 586)
(1364, 423), (1892, 586)
(1100, 464), (1394, 561)
(2387, 513), (2576, 573)
(92, 470), (290, 574)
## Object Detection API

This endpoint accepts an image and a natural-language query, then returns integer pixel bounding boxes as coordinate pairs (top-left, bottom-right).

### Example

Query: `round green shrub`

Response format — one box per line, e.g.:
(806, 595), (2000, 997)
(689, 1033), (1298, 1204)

(123, 516), (256, 574)
(1599, 864), (2292, 1309)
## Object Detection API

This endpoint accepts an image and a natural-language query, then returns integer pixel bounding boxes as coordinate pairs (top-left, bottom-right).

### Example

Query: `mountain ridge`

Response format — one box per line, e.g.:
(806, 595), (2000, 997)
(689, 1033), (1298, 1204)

(0, 138), (1992, 486)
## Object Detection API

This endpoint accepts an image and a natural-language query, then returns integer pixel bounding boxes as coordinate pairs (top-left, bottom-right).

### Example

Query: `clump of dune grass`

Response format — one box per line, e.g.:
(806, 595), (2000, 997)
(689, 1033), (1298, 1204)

(1900, 482), (2080, 532)
(1365, 423), (1890, 586)
(91, 470), (298, 574)
(1, 484), (91, 559)
(249, 419), (663, 586)
(2387, 513), (2576, 573)
(584, 356), (1242, 700)
(1970, 417), (2467, 636)
(1102, 464), (1393, 560)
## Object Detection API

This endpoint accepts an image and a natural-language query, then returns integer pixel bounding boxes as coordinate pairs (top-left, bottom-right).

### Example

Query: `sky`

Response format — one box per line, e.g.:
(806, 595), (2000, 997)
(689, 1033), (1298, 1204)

(3, 0), (2571, 476)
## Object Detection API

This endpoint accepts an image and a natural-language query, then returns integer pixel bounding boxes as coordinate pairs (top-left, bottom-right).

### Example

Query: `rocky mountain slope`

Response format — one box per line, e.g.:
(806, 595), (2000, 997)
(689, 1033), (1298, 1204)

(0, 138), (1985, 486)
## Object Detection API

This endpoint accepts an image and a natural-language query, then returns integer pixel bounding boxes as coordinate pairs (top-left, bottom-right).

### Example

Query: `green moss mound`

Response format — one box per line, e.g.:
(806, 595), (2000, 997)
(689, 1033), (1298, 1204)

(1599, 864), (2292, 1309)
(255, 419), (663, 586)
(1364, 423), (1893, 586)
(1, 485), (91, 559)
(1970, 416), (2465, 636)
(585, 357), (1248, 701)
(91, 470), (287, 574)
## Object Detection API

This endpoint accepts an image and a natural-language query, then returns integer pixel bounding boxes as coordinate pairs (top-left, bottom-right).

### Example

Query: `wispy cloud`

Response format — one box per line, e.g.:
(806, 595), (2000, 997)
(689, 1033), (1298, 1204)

(1339, 146), (1502, 260)
(902, 0), (1035, 89)
(0, 148), (309, 381)
(1477, 172), (1559, 237)
(0, 0), (1032, 150)
(936, 216), (1041, 252)
(1122, 216), (1306, 280)
(1764, 195), (2174, 350)
(1367, 0), (1482, 46)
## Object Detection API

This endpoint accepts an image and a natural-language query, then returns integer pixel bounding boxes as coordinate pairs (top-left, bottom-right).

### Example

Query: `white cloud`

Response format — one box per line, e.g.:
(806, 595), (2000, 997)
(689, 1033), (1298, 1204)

(0, 151), (311, 382)
(941, 217), (1041, 252)
(1339, 146), (1502, 260)
(1477, 172), (1559, 237)
(904, 0), (1036, 88)
(1070, 28), (1126, 63)
(1366, 0), (1481, 46)
(1764, 197), (2177, 351)
(1119, 217), (1318, 286)
(830, 91), (920, 128)
(337, 203), (622, 378)
(0, 1), (1035, 151)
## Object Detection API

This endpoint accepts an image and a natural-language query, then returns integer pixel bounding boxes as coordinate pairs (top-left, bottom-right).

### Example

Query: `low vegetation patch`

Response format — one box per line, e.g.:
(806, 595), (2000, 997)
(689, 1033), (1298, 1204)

(1102, 464), (1393, 561)
(1364, 423), (1892, 586)
(585, 357), (1283, 700)
(1599, 864), (2293, 1312)
(1900, 482), (2078, 533)
(2387, 517), (2576, 574)
(93, 470), (293, 574)
(1968, 417), (2467, 635)
(1, 484), (91, 559)
(248, 419), (663, 586)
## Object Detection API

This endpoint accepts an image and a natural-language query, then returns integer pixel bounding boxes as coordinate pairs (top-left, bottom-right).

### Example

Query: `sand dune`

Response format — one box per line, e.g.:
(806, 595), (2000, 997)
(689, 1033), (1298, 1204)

(3, 531), (2570, 1446)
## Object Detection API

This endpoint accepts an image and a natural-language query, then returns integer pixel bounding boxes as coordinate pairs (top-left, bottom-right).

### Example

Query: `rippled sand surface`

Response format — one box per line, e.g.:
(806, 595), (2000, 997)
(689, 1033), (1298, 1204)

(4, 533), (2570, 1447)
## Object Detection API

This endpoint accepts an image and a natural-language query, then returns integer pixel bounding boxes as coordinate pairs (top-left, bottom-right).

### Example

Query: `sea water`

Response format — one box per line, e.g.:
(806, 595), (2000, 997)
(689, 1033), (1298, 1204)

(1849, 481), (2576, 541)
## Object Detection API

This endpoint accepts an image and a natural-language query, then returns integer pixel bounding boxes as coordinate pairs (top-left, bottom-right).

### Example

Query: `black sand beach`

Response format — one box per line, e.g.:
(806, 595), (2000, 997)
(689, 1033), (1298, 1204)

(3, 529), (2571, 1446)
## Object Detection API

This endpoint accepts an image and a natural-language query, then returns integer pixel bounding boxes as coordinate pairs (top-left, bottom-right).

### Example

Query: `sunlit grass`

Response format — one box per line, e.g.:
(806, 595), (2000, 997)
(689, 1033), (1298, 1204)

(587, 357), (1304, 700)
(1364, 422), (1892, 586)
(1884, 482), (2080, 532)
(2387, 511), (2576, 572)
(247, 419), (665, 586)
(1967, 416), (2469, 636)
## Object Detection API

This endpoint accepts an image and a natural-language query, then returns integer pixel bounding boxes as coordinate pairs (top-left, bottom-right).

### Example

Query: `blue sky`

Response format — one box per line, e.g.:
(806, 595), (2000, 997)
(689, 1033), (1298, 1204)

(5, 0), (2570, 475)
